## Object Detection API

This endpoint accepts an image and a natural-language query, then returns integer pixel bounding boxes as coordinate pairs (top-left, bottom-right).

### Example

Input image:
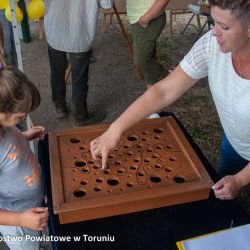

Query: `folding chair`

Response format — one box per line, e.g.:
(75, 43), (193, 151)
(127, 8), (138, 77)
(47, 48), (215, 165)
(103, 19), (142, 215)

(181, 2), (214, 43)
(165, 0), (199, 34)
(181, 4), (201, 34)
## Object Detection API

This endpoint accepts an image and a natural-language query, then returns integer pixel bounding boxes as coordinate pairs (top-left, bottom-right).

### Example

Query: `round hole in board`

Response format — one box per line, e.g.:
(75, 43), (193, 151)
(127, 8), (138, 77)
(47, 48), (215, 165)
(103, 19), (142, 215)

(165, 167), (172, 172)
(75, 161), (86, 167)
(153, 128), (164, 133)
(130, 165), (137, 170)
(117, 168), (125, 174)
(102, 169), (111, 175)
(169, 157), (176, 161)
(155, 164), (163, 169)
(127, 135), (138, 141)
(126, 182), (134, 187)
(107, 178), (120, 186)
(96, 178), (104, 183)
(70, 138), (81, 143)
(80, 180), (88, 185)
(150, 175), (162, 183)
(74, 189), (86, 198)
(94, 186), (102, 192)
(173, 176), (185, 183)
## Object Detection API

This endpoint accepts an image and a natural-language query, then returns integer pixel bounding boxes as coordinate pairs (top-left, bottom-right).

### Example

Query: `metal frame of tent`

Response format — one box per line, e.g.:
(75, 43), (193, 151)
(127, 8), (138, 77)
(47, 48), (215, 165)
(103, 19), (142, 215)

(9, 0), (34, 151)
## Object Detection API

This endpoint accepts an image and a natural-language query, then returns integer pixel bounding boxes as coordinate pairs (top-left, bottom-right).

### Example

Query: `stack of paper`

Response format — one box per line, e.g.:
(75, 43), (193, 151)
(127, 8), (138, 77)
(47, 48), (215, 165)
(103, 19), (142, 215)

(177, 224), (250, 250)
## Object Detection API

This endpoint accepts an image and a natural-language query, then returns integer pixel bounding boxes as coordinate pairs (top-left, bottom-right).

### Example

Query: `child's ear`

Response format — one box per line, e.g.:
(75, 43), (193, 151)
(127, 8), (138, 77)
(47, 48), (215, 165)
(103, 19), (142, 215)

(0, 113), (5, 121)
(248, 25), (250, 38)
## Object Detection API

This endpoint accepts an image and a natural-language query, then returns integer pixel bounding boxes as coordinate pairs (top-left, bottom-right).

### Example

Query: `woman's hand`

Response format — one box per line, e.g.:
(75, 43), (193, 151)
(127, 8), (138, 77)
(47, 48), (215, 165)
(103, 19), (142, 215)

(19, 207), (49, 231)
(212, 175), (242, 200)
(90, 128), (121, 170)
(22, 126), (45, 141)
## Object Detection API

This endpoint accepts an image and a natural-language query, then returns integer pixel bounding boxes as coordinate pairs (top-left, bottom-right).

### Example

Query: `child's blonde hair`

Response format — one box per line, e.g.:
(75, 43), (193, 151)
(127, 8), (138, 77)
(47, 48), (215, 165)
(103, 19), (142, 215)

(0, 66), (40, 116)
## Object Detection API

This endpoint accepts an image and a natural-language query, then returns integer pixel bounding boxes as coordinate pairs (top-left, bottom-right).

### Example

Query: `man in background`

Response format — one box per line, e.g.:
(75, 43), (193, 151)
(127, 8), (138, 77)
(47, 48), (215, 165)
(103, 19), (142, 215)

(44, 0), (113, 126)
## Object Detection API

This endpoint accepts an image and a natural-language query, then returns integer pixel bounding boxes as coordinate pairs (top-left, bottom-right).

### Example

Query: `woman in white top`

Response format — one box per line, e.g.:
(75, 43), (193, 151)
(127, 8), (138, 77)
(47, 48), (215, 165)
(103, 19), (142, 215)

(90, 0), (250, 201)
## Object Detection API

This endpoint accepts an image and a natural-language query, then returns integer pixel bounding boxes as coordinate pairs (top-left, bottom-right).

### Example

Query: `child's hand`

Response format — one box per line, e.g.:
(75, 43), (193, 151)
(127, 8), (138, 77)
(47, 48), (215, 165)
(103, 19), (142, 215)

(23, 126), (45, 141)
(19, 207), (49, 231)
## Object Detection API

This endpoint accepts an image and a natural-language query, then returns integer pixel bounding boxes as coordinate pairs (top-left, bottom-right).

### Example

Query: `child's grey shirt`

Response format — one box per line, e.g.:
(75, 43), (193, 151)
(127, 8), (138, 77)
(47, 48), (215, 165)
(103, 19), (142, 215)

(0, 126), (43, 211)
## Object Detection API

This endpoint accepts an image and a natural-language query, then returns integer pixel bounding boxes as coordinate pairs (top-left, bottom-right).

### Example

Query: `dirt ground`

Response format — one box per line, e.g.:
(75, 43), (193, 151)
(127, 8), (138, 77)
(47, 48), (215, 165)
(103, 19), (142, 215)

(22, 16), (145, 131)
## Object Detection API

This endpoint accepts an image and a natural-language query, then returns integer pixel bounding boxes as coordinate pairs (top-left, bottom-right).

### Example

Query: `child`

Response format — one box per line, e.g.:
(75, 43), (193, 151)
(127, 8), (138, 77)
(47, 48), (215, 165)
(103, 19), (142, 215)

(0, 66), (48, 249)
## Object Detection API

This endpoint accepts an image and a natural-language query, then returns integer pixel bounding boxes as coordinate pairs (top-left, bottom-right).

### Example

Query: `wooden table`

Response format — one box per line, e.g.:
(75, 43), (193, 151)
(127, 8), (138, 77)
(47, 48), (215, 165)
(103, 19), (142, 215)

(39, 113), (250, 250)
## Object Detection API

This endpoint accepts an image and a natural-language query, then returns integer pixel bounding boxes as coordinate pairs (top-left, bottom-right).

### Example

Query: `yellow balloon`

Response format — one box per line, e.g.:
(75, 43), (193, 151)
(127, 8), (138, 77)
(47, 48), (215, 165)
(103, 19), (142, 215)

(5, 6), (23, 23)
(0, 0), (19, 10)
(0, 0), (9, 9)
(27, 0), (44, 20)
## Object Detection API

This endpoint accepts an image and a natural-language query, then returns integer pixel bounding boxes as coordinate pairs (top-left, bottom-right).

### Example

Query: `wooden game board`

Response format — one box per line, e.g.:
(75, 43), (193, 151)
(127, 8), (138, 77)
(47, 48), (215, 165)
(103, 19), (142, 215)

(49, 117), (213, 224)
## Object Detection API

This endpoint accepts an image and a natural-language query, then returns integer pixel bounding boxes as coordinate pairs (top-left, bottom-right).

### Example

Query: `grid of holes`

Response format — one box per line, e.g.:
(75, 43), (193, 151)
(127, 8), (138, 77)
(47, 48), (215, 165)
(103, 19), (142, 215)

(68, 127), (186, 198)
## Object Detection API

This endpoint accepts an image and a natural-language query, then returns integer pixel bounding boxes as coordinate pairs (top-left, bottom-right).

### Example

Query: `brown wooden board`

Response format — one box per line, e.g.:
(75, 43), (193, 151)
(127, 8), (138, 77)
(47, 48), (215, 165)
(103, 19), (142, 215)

(49, 117), (213, 224)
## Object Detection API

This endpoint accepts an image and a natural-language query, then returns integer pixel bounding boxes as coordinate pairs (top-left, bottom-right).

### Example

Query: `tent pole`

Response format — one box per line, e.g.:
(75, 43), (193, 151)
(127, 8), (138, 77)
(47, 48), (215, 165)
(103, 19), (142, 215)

(9, 0), (34, 152)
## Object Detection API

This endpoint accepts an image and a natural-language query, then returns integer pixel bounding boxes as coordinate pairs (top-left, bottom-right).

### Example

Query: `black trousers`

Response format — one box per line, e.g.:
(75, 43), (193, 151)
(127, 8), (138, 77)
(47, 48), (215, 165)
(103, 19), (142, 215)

(47, 44), (92, 121)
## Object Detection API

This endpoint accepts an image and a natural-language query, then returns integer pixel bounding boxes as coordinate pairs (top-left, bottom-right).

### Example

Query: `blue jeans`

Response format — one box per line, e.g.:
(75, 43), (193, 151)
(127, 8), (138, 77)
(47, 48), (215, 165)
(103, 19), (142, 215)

(47, 44), (92, 121)
(0, 10), (16, 66)
(218, 134), (248, 177)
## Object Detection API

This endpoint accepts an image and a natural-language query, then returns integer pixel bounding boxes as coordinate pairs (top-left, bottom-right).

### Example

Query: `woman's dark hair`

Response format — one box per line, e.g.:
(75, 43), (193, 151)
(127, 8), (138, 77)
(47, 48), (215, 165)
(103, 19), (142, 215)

(0, 66), (40, 116)
(209, 0), (250, 24)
